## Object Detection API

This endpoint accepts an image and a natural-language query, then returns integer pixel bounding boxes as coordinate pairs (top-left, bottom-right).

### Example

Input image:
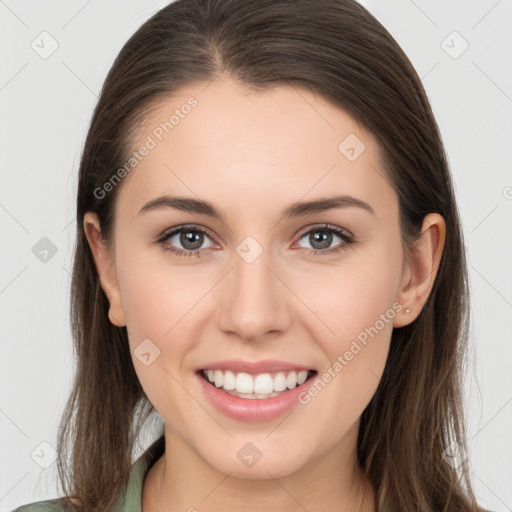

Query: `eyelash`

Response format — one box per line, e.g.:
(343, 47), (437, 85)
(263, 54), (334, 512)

(156, 223), (356, 258)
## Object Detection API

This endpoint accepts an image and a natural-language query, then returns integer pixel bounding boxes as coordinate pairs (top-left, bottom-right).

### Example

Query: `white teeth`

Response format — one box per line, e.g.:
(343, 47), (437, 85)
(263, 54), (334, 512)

(286, 371), (297, 389)
(274, 372), (287, 392)
(297, 371), (308, 385)
(235, 372), (254, 393)
(254, 373), (274, 394)
(222, 370), (236, 390)
(202, 369), (311, 396)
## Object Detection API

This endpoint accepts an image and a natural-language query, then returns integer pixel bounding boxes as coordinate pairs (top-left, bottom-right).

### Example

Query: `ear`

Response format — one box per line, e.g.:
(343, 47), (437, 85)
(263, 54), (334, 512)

(393, 213), (446, 328)
(83, 212), (126, 327)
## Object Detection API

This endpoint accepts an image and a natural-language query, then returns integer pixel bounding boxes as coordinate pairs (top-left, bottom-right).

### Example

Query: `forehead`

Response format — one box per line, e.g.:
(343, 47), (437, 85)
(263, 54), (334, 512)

(117, 77), (396, 220)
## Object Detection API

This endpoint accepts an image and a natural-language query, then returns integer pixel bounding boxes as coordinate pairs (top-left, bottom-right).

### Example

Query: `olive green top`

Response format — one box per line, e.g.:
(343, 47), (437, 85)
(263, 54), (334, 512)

(11, 435), (165, 512)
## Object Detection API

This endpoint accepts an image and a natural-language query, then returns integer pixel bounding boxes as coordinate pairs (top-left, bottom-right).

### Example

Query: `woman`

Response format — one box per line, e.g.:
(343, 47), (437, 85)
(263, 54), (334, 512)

(12, 0), (491, 510)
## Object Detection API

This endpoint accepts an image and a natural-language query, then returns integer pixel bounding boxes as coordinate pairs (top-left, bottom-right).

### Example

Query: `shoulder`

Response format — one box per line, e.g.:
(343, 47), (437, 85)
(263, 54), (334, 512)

(11, 436), (165, 512)
(10, 498), (77, 512)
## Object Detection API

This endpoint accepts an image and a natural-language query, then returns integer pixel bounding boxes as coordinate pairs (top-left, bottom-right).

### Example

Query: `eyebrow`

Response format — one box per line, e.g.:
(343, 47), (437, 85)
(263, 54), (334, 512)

(138, 194), (375, 220)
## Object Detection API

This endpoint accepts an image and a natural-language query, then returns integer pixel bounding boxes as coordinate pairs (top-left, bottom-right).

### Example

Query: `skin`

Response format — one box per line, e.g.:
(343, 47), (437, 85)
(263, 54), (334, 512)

(84, 75), (445, 512)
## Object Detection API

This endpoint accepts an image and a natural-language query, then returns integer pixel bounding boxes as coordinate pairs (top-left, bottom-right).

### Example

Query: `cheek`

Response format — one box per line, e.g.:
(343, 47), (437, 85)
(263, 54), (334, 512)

(292, 238), (402, 421)
(116, 254), (206, 424)
(295, 237), (403, 350)
(113, 245), (212, 409)
(115, 236), (207, 339)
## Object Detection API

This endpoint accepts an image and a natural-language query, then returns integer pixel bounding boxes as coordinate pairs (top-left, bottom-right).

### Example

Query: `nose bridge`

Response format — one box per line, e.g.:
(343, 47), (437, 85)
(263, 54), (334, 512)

(217, 240), (291, 340)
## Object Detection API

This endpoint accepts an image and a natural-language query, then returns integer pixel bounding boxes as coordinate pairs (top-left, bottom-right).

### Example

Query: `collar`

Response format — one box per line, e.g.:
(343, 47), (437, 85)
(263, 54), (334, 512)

(115, 434), (165, 511)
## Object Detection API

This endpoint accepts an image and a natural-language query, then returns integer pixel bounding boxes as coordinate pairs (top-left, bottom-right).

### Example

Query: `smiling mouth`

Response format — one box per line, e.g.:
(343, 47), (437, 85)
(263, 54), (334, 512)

(197, 369), (318, 399)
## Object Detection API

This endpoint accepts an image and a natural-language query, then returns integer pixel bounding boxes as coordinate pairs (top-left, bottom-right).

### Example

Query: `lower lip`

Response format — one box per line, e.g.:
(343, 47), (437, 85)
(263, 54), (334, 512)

(196, 371), (316, 422)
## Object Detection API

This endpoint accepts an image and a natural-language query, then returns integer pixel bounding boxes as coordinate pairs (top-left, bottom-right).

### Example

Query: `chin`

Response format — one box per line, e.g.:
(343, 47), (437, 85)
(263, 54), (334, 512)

(200, 441), (312, 480)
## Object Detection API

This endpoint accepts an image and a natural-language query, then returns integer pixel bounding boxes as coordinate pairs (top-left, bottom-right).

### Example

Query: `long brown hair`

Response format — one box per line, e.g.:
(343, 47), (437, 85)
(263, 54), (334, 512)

(57, 0), (484, 510)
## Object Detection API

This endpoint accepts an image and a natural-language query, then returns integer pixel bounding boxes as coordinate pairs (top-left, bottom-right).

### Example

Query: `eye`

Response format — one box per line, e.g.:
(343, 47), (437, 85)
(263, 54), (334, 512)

(295, 224), (355, 256)
(156, 223), (355, 258)
(157, 225), (216, 257)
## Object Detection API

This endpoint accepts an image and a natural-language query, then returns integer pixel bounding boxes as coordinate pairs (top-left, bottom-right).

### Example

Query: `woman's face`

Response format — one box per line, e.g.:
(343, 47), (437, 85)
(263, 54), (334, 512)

(87, 76), (420, 480)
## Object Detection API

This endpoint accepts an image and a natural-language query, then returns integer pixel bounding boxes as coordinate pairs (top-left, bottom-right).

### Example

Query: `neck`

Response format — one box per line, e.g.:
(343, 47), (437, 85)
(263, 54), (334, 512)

(142, 425), (376, 512)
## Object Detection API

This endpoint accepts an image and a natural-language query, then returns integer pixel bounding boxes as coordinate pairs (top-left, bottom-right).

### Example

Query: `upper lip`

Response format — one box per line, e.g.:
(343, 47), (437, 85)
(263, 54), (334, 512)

(197, 359), (315, 375)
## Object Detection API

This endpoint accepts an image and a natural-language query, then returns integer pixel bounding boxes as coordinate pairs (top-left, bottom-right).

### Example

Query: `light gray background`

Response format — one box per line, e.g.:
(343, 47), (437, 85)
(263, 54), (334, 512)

(1, 1), (511, 511)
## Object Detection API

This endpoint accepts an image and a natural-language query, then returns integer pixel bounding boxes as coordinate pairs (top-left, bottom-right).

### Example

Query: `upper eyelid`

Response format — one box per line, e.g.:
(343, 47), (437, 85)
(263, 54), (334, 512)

(161, 224), (216, 240)
(298, 223), (352, 237)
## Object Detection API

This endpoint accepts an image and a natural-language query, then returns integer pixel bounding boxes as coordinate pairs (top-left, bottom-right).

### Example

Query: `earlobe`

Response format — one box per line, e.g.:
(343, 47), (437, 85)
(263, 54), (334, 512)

(83, 212), (127, 327)
(394, 213), (446, 328)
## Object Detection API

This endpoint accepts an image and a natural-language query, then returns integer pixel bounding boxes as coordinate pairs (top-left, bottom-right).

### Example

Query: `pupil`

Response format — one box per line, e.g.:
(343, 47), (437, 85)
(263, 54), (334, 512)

(311, 231), (332, 250)
(181, 231), (203, 250)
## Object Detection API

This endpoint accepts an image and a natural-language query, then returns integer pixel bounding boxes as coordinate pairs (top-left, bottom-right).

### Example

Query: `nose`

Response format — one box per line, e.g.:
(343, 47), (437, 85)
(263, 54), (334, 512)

(216, 247), (293, 342)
